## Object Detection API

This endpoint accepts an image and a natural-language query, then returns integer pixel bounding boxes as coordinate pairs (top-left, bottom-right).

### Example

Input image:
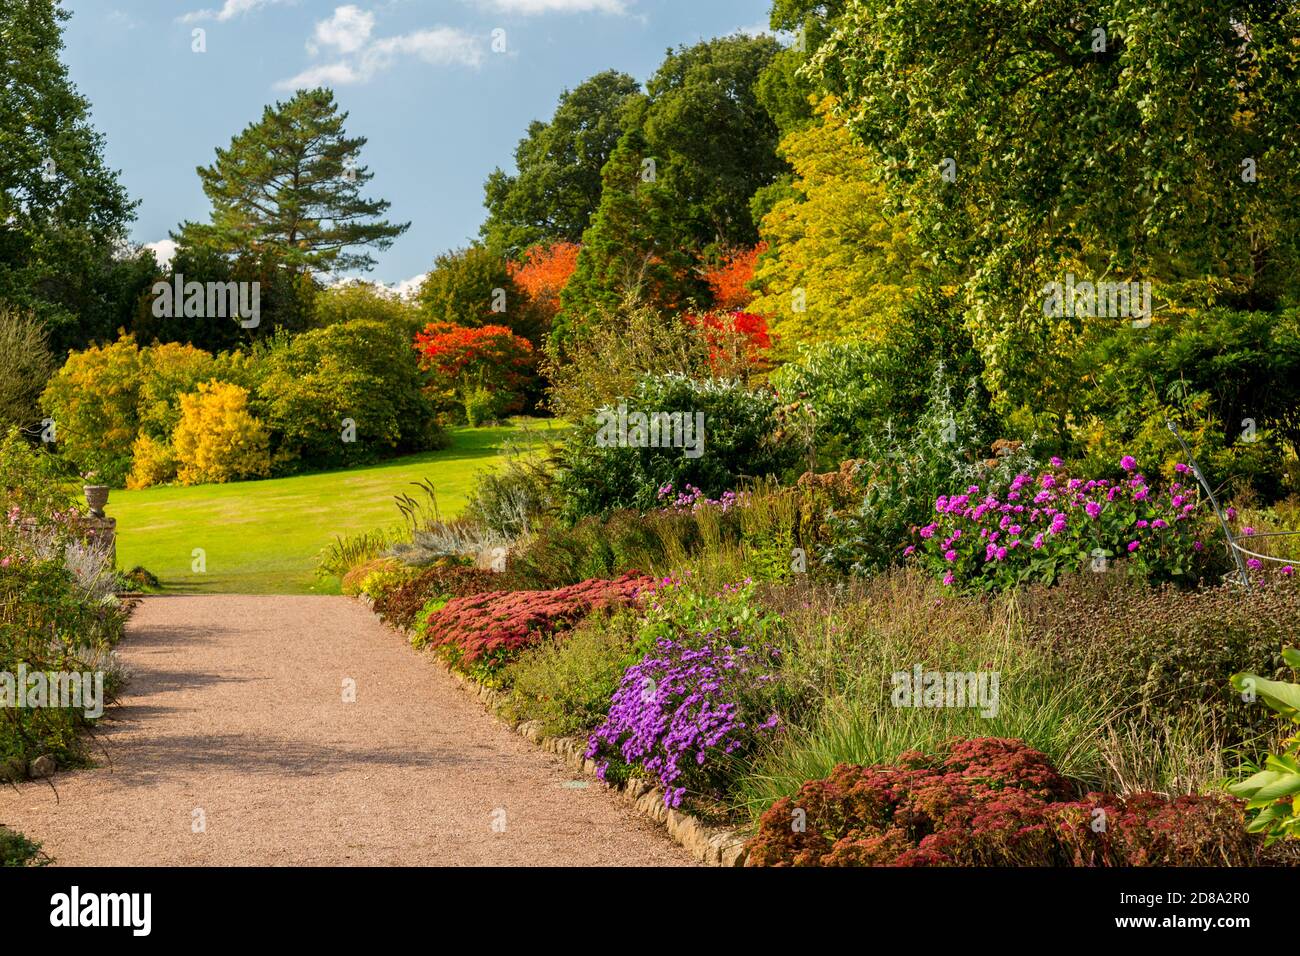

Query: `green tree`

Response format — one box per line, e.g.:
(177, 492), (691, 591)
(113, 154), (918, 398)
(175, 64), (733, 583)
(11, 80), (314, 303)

(416, 245), (545, 345)
(555, 129), (706, 347)
(0, 0), (137, 353)
(0, 306), (55, 433)
(314, 281), (422, 336)
(812, 0), (1300, 423)
(635, 34), (787, 250)
(132, 245), (317, 351)
(480, 70), (640, 257)
(174, 88), (407, 273)
(750, 96), (923, 353)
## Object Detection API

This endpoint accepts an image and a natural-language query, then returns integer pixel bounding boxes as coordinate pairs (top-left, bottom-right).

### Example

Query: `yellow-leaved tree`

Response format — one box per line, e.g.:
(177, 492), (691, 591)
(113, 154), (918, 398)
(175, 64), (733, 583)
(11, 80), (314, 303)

(172, 381), (270, 486)
(749, 96), (923, 355)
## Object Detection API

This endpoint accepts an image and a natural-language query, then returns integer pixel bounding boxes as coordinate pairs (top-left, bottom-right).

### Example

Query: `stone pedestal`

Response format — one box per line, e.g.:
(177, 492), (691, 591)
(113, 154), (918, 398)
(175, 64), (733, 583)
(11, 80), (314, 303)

(78, 515), (117, 568)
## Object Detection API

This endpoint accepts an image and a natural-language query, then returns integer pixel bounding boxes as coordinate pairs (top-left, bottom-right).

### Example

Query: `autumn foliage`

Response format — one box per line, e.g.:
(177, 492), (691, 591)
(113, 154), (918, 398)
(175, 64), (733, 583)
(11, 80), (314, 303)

(413, 321), (536, 414)
(683, 310), (773, 373)
(415, 572), (653, 671)
(704, 243), (764, 311)
(508, 241), (580, 323)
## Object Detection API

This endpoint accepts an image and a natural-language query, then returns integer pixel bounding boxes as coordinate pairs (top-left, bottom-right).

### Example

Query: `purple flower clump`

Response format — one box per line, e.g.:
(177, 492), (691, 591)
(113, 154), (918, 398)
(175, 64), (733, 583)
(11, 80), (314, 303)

(587, 637), (780, 808)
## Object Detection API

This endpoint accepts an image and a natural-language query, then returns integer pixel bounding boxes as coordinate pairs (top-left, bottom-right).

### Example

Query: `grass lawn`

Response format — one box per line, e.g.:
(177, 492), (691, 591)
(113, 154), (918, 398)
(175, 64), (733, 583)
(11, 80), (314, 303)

(110, 419), (563, 595)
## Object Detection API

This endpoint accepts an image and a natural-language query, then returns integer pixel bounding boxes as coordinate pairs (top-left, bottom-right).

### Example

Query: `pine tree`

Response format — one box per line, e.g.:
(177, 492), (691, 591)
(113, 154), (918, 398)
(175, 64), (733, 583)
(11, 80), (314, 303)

(555, 130), (705, 348)
(174, 88), (407, 273)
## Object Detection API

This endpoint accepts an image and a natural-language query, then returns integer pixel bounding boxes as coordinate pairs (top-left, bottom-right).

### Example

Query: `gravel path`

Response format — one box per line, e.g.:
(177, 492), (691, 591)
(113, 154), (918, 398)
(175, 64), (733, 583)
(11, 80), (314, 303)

(0, 595), (690, 866)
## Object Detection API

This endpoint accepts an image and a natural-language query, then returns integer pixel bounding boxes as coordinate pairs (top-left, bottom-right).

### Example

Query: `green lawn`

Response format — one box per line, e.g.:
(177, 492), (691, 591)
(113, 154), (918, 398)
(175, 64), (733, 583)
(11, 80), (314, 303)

(111, 419), (563, 595)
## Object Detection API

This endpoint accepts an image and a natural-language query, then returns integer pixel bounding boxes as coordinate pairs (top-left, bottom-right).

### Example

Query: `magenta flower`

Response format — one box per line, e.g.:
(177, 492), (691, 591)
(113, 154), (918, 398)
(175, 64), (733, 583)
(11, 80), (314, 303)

(1120, 455), (1137, 472)
(944, 550), (957, 562)
(1127, 540), (1140, 552)
(1050, 456), (1063, 467)
(1085, 501), (1101, 519)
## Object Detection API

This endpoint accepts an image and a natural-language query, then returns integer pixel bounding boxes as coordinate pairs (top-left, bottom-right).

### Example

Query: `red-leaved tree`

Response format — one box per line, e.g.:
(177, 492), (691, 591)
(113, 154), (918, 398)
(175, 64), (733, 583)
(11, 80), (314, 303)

(413, 322), (536, 417)
(683, 310), (773, 373)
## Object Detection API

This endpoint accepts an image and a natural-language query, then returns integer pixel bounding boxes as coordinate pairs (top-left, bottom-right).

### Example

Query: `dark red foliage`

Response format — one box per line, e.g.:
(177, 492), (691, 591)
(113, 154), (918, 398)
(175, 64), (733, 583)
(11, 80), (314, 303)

(417, 571), (652, 667)
(371, 564), (502, 631)
(745, 738), (1263, 867)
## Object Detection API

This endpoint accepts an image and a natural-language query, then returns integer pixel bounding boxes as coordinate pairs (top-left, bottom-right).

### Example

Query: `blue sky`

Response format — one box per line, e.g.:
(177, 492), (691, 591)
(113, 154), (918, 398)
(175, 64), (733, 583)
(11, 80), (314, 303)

(62, 0), (776, 289)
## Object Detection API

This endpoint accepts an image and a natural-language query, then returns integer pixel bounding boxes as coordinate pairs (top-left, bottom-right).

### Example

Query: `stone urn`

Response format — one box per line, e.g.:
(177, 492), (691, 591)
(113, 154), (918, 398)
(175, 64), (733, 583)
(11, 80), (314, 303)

(83, 484), (110, 518)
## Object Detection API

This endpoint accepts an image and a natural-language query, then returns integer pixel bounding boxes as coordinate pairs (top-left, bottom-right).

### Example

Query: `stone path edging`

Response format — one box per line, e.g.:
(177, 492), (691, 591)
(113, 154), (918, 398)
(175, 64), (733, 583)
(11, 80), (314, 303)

(363, 597), (750, 867)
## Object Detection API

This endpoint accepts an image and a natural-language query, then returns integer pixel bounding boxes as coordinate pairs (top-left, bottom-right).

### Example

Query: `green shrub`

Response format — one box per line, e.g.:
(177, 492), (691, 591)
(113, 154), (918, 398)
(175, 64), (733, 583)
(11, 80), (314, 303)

(0, 826), (48, 866)
(254, 319), (443, 472)
(1073, 307), (1300, 500)
(821, 372), (1030, 576)
(555, 373), (797, 520)
(768, 284), (987, 467)
(502, 610), (639, 736)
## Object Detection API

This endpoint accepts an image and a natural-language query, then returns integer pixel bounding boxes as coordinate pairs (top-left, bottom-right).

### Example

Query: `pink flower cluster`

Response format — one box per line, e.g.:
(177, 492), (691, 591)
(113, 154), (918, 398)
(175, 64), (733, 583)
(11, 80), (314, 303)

(913, 456), (1205, 590)
(655, 482), (747, 514)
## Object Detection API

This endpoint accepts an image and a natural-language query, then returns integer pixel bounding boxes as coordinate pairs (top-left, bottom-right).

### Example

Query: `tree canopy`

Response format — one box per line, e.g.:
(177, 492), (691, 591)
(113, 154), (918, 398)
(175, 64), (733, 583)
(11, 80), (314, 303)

(480, 70), (641, 257)
(174, 88), (408, 273)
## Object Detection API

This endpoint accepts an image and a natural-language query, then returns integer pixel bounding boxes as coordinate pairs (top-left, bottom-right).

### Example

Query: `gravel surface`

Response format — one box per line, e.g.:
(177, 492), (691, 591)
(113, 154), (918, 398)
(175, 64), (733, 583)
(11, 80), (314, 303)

(0, 595), (691, 866)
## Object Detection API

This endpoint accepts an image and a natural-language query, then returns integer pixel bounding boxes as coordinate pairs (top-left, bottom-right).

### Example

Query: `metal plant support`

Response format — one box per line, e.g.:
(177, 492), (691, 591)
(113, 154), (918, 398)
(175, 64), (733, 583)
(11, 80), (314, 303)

(1166, 420), (1300, 585)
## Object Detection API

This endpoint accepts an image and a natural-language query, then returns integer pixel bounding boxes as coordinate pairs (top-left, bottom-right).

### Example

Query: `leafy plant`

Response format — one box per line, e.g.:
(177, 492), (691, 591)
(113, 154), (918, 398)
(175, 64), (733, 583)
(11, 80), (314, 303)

(0, 825), (49, 867)
(915, 456), (1206, 592)
(1229, 648), (1300, 844)
(415, 572), (652, 681)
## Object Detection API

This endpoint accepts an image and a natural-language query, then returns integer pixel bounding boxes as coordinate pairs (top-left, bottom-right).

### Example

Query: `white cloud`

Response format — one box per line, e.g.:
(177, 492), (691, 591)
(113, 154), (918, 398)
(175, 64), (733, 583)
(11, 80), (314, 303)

(278, 25), (483, 89)
(278, 61), (364, 87)
(180, 0), (287, 24)
(308, 5), (375, 55)
(144, 239), (178, 270)
(475, 0), (629, 14)
(362, 28), (484, 70)
(390, 273), (426, 298)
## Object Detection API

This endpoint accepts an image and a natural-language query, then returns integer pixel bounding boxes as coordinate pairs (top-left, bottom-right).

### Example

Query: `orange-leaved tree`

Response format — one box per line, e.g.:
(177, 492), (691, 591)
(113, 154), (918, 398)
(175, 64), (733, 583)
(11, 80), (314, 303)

(508, 241), (580, 330)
